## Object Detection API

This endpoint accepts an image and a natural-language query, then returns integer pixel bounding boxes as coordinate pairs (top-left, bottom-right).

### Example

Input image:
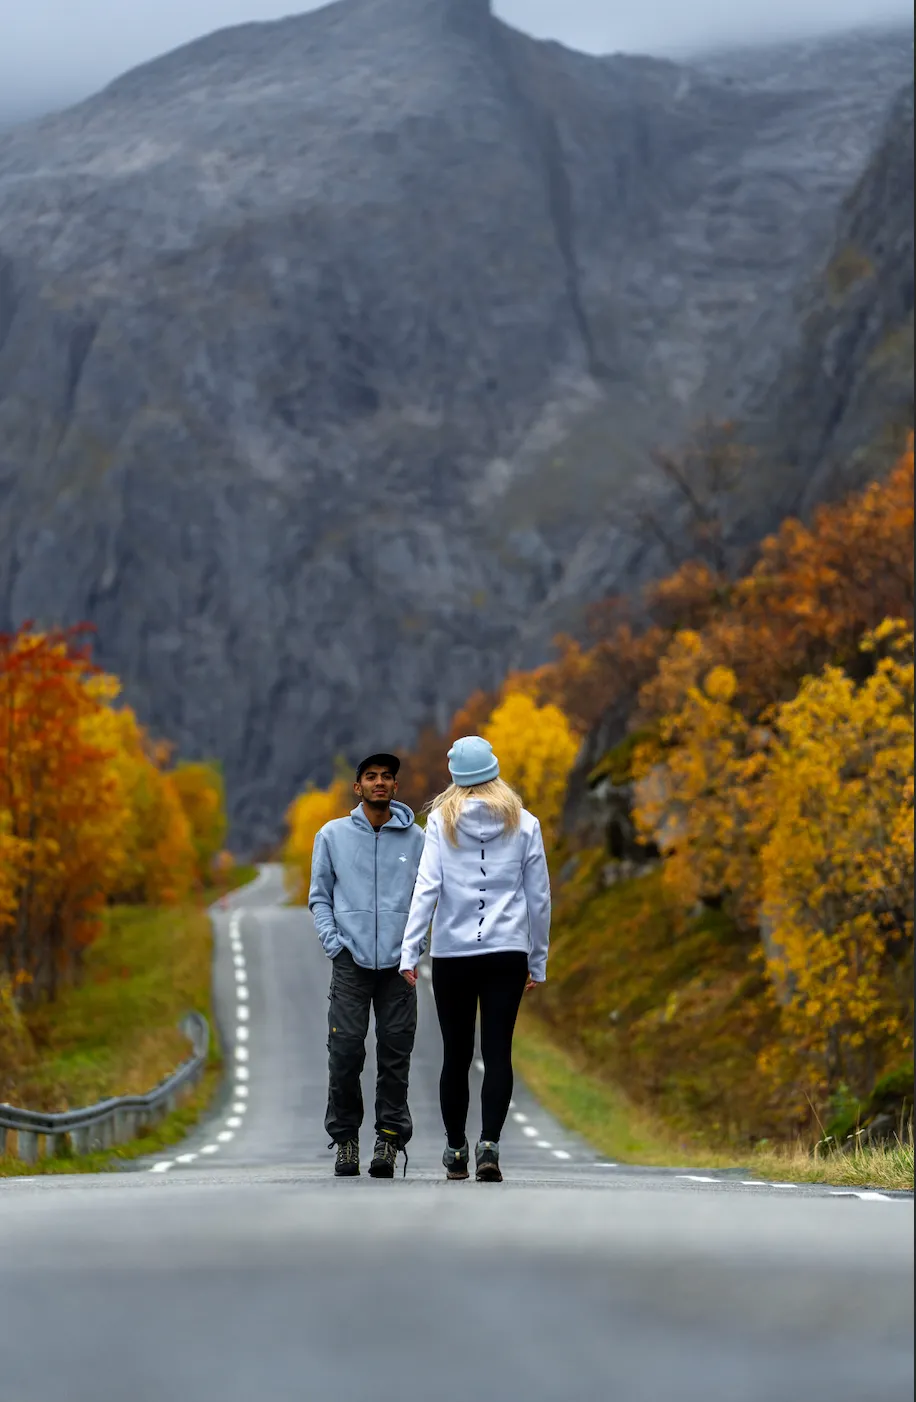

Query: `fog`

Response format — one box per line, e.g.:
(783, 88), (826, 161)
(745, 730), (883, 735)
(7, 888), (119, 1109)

(1, 0), (913, 126)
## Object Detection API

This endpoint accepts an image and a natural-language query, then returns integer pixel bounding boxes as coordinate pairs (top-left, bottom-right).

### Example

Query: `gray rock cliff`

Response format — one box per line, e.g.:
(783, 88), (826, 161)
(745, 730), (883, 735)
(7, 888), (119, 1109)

(0, 0), (912, 844)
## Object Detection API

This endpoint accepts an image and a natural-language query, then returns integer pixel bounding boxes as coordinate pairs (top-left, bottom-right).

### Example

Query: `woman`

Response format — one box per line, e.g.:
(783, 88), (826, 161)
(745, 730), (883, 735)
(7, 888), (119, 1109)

(399, 735), (551, 1182)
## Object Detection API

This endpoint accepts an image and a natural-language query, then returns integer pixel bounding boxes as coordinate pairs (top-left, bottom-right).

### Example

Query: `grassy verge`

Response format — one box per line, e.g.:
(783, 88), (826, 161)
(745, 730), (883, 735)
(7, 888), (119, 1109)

(515, 1011), (914, 1191)
(0, 900), (223, 1176)
(514, 1010), (736, 1169)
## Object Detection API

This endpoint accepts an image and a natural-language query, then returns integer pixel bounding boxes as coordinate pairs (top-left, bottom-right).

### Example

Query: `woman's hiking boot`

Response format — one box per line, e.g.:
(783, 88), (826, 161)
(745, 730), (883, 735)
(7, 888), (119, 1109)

(442, 1139), (470, 1180)
(333, 1138), (360, 1177)
(475, 1140), (502, 1183)
(369, 1129), (408, 1179)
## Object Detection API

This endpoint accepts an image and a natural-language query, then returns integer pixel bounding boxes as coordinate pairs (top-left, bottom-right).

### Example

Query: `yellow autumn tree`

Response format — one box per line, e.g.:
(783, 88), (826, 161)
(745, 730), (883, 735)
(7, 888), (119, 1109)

(284, 779), (353, 904)
(0, 812), (25, 934)
(171, 762), (228, 886)
(102, 707), (195, 907)
(482, 691), (579, 842)
(758, 621), (914, 1097)
(633, 660), (767, 927)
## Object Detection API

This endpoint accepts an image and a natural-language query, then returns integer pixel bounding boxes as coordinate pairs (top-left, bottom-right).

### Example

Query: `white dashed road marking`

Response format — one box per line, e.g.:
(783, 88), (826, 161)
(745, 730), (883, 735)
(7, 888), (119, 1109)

(151, 906), (253, 1173)
(677, 1175), (720, 1184)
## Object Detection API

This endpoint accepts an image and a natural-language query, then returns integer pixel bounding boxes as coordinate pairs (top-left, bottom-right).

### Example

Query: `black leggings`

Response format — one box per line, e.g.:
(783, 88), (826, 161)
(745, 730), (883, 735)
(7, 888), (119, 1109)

(432, 951), (529, 1147)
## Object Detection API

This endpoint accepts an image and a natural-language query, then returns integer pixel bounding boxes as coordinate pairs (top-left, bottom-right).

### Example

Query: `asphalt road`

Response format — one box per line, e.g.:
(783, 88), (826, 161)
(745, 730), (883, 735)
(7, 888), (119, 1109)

(0, 866), (912, 1402)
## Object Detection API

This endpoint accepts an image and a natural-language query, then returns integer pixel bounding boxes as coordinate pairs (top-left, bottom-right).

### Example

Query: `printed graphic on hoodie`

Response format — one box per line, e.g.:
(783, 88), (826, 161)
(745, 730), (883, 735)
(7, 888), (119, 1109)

(399, 800), (551, 982)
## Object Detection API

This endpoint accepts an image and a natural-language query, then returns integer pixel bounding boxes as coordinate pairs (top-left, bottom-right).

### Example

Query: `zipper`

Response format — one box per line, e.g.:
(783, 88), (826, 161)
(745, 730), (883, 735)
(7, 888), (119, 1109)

(370, 824), (378, 970)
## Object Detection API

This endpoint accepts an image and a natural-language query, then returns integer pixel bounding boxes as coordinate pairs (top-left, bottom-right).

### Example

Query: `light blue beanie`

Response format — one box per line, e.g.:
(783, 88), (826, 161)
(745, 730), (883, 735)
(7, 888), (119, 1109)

(448, 735), (500, 788)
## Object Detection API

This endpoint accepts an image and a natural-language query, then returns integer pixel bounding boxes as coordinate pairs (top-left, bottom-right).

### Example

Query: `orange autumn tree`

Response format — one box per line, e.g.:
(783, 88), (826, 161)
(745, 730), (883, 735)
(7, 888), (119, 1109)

(638, 442), (915, 726)
(0, 627), (127, 1001)
(0, 625), (201, 1005)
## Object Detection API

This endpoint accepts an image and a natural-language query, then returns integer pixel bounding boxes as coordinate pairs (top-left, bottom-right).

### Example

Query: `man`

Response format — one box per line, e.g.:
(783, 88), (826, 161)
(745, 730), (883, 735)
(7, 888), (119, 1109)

(309, 753), (425, 1177)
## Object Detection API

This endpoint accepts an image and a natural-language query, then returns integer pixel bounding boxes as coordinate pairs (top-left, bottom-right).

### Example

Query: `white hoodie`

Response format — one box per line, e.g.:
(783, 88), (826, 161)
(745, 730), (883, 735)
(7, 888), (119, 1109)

(398, 800), (551, 982)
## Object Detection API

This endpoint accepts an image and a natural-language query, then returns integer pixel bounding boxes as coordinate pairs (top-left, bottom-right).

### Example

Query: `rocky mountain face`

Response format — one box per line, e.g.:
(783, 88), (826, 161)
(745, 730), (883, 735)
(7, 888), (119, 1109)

(744, 79), (914, 531)
(560, 81), (915, 844)
(0, 0), (912, 845)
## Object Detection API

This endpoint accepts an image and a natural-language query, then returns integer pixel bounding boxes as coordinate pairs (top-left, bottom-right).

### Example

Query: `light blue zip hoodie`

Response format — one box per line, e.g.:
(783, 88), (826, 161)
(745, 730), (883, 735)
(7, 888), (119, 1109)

(309, 801), (425, 969)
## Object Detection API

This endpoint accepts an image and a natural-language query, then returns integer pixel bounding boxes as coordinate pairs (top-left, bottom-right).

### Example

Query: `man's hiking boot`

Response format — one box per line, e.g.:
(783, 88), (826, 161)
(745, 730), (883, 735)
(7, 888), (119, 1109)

(443, 1140), (470, 1181)
(333, 1139), (360, 1177)
(475, 1140), (502, 1183)
(369, 1129), (408, 1179)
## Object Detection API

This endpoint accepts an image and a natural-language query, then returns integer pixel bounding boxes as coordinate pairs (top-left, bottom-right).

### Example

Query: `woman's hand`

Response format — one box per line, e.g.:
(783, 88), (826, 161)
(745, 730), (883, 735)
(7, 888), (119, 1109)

(401, 967), (418, 988)
(524, 975), (541, 994)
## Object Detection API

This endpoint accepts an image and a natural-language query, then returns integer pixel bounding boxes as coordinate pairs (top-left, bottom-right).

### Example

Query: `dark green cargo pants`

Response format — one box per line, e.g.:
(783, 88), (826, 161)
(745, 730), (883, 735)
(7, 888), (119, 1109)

(325, 947), (417, 1145)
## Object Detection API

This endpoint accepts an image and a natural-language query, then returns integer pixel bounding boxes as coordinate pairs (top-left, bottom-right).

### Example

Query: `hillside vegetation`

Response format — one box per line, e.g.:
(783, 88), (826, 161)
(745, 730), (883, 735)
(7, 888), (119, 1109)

(286, 443), (914, 1156)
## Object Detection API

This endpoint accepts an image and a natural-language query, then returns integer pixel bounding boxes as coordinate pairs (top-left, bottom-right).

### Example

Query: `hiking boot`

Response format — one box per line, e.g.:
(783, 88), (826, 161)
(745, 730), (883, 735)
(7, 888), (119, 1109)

(443, 1139), (470, 1181)
(333, 1138), (360, 1177)
(475, 1140), (502, 1183)
(369, 1129), (408, 1179)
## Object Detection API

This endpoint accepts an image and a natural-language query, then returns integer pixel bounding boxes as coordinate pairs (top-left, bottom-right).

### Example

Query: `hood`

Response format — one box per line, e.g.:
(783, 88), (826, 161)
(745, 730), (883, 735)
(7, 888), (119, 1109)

(350, 800), (416, 832)
(455, 799), (508, 844)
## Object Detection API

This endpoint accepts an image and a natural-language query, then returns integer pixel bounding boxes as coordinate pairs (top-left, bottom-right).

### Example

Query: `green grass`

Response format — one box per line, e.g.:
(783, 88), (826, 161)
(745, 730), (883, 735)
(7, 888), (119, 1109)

(515, 1010), (735, 1169)
(515, 1010), (914, 1190)
(0, 899), (223, 1174)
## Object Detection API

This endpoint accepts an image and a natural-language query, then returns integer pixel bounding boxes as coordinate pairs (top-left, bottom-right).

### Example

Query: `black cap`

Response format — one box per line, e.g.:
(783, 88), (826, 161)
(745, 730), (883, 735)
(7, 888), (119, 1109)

(356, 753), (401, 781)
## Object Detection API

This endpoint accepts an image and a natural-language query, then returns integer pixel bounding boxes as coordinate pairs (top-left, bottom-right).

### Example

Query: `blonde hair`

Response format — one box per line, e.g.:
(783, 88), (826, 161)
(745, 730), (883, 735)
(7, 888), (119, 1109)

(426, 777), (523, 846)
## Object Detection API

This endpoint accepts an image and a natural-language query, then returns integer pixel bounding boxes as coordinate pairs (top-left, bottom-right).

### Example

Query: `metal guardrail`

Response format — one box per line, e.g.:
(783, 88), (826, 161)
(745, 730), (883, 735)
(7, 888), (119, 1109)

(0, 1011), (209, 1165)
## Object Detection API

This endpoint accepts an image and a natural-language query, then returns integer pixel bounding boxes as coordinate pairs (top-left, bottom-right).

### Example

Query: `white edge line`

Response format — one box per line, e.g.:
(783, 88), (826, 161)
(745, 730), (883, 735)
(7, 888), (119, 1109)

(829, 1190), (894, 1201)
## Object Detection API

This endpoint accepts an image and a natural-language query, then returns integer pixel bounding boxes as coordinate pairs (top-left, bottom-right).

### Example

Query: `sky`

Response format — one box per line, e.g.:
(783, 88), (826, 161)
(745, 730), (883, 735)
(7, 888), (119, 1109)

(1, 0), (913, 125)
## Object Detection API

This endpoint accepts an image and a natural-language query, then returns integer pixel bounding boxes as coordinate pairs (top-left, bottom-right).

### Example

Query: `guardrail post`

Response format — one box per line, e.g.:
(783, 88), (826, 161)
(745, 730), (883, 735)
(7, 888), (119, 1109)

(18, 1129), (38, 1165)
(72, 1126), (91, 1156)
(45, 1132), (65, 1160)
(0, 1126), (7, 1156)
